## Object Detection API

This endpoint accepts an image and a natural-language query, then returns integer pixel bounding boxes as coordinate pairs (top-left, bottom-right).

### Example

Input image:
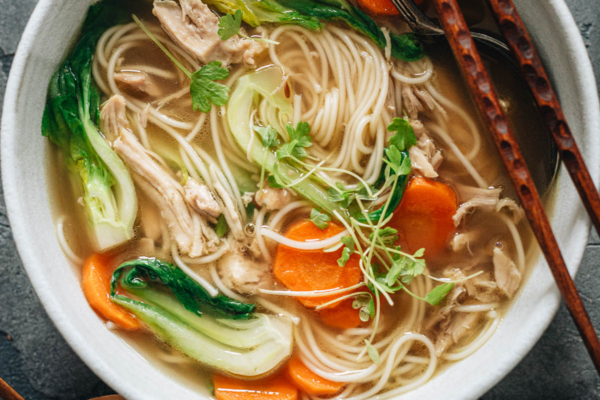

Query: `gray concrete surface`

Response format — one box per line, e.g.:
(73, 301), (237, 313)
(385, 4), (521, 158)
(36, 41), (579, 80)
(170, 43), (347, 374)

(0, 0), (599, 399)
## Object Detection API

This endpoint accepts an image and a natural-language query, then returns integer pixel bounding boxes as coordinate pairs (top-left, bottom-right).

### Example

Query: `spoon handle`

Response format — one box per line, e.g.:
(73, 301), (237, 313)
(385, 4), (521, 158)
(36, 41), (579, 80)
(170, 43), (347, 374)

(431, 0), (600, 375)
(487, 0), (600, 247)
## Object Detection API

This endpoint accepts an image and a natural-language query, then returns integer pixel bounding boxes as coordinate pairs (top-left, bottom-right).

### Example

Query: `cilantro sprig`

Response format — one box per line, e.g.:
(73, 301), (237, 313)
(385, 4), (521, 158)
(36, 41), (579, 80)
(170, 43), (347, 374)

(218, 9), (279, 45)
(277, 122), (313, 160)
(133, 15), (230, 113)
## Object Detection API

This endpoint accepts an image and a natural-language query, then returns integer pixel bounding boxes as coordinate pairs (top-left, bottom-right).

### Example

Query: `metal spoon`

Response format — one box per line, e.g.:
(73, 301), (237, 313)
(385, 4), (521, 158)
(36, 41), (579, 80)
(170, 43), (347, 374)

(390, 0), (512, 58)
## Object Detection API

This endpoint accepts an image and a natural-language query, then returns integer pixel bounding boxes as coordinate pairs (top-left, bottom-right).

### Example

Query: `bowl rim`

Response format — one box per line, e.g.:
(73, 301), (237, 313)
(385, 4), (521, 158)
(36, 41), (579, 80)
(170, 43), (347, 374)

(2, 0), (598, 399)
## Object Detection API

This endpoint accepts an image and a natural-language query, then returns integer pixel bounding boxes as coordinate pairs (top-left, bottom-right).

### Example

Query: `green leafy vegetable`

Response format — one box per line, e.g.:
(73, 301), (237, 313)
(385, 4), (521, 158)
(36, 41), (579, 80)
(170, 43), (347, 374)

(204, 0), (322, 30)
(365, 339), (380, 364)
(388, 118), (417, 151)
(338, 236), (355, 267)
(133, 16), (230, 113)
(310, 208), (331, 230)
(111, 258), (255, 319)
(218, 9), (244, 40)
(425, 283), (455, 306)
(352, 293), (375, 322)
(215, 215), (230, 238)
(42, 0), (137, 251)
(254, 125), (280, 148)
(278, 0), (424, 61)
(369, 227), (398, 245)
(112, 290), (293, 377)
(227, 66), (347, 219)
(190, 61), (231, 113)
(276, 122), (313, 160)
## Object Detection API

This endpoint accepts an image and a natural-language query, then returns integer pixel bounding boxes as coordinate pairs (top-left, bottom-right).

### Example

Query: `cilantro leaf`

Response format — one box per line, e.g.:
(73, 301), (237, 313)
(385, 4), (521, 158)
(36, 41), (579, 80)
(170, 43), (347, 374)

(384, 145), (412, 175)
(365, 340), (380, 364)
(253, 125), (280, 148)
(190, 61), (230, 113)
(279, 122), (312, 159)
(215, 214), (229, 238)
(276, 140), (297, 160)
(309, 208), (331, 230)
(218, 9), (243, 41)
(388, 117), (417, 151)
(425, 283), (454, 305)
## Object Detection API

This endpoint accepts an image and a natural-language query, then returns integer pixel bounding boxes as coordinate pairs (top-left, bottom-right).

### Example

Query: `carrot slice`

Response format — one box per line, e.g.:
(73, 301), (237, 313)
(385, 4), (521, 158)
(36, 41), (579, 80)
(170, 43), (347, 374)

(286, 356), (345, 396)
(82, 253), (139, 330)
(273, 221), (362, 309)
(357, 0), (426, 16)
(387, 177), (458, 260)
(213, 374), (298, 400)
(319, 299), (363, 329)
(357, 0), (400, 16)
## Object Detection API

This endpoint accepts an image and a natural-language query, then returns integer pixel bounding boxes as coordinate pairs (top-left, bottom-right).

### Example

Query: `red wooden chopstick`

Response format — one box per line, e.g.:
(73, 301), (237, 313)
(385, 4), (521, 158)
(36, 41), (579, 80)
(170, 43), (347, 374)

(430, 0), (600, 374)
(487, 0), (600, 240)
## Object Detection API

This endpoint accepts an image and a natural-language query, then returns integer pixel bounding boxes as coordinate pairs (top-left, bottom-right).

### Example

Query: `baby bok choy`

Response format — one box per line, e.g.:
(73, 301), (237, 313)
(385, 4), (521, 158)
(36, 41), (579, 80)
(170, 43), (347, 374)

(42, 2), (137, 251)
(227, 66), (347, 219)
(111, 258), (293, 378)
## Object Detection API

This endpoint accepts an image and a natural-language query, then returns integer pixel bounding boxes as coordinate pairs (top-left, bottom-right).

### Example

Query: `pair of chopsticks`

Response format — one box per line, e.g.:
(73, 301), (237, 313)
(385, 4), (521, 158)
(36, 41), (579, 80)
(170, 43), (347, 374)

(428, 0), (600, 374)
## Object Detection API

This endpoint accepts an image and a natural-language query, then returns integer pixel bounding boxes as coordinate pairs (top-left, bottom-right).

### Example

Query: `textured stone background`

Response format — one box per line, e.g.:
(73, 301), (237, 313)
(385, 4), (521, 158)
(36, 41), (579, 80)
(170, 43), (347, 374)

(1, 1), (599, 399)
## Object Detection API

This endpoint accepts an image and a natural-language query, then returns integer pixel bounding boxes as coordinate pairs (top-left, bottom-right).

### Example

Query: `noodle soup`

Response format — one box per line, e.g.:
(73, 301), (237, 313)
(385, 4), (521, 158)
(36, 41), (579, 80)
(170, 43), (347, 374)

(43, 0), (553, 398)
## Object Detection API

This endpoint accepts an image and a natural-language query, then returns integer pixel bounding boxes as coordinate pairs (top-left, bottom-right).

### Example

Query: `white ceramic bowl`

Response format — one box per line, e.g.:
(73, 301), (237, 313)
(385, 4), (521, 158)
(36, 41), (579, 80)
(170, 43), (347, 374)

(2, 1), (599, 399)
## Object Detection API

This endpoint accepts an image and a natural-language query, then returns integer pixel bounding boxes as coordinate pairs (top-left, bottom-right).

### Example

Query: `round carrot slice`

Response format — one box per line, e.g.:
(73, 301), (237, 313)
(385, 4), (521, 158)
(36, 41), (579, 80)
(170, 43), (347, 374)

(388, 177), (458, 260)
(273, 220), (362, 309)
(319, 298), (363, 329)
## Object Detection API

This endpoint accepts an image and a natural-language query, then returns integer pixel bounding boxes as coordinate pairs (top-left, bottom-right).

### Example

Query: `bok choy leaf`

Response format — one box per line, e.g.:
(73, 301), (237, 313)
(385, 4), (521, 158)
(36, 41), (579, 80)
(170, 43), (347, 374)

(112, 258), (255, 319)
(42, 1), (137, 251)
(111, 258), (293, 377)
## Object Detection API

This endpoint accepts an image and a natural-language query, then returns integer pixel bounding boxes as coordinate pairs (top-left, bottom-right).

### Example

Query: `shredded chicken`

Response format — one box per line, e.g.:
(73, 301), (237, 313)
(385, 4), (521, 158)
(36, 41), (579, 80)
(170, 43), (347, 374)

(218, 245), (273, 294)
(114, 71), (161, 97)
(104, 95), (219, 257)
(153, 0), (266, 66)
(435, 312), (480, 356)
(255, 182), (295, 211)
(209, 165), (244, 240)
(493, 246), (521, 298)
(453, 187), (524, 227)
(100, 94), (129, 142)
(409, 133), (443, 178)
(401, 84), (442, 119)
(450, 233), (470, 252)
(184, 178), (221, 222)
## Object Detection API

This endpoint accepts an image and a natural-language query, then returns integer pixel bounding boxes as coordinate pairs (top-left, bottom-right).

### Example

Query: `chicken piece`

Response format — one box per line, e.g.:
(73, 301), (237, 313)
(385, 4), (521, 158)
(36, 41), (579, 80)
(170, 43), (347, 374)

(114, 71), (161, 97)
(218, 246), (273, 294)
(153, 0), (266, 66)
(450, 233), (470, 252)
(409, 133), (443, 178)
(255, 182), (295, 211)
(104, 95), (219, 257)
(453, 187), (523, 227)
(435, 312), (480, 356)
(493, 246), (521, 298)
(185, 178), (222, 222)
(100, 94), (129, 142)
(209, 165), (245, 240)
